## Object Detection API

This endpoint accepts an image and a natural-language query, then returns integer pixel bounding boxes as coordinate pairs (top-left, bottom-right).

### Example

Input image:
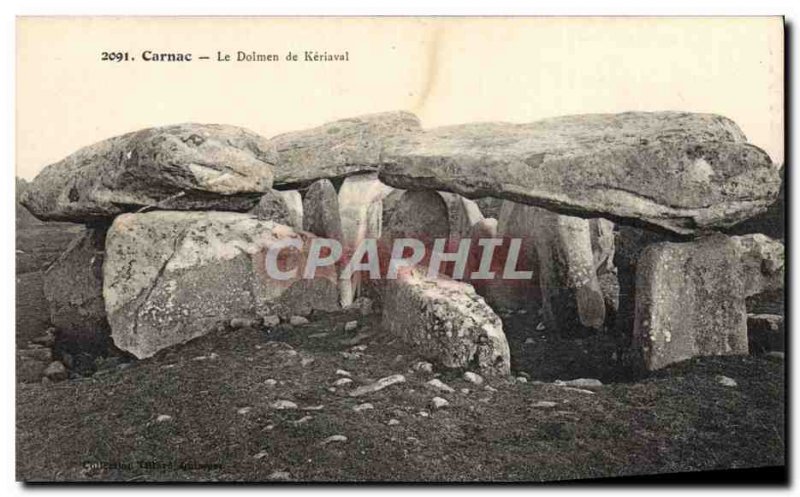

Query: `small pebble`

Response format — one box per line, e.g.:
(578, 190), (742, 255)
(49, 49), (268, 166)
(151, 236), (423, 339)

(156, 414), (173, 423)
(262, 315), (281, 327)
(387, 419), (400, 426)
(344, 320), (359, 332)
(431, 397), (449, 409)
(289, 316), (309, 326)
(335, 369), (352, 377)
(237, 407), (253, 415)
(353, 403), (374, 412)
(463, 372), (484, 385)
(264, 379), (277, 387)
(516, 377), (528, 384)
(717, 375), (738, 387)
(253, 451), (269, 460)
(333, 378), (353, 387)
(426, 379), (455, 393)
(532, 401), (557, 408)
(321, 434), (348, 444)
(272, 400), (298, 410)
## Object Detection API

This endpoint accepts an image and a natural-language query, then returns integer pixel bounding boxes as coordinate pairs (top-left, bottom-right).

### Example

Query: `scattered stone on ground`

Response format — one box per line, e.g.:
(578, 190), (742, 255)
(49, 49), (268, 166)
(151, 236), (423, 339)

(464, 372), (484, 385)
(289, 316), (310, 326)
(253, 451), (269, 460)
(349, 374), (406, 397)
(155, 414), (173, 423)
(431, 397), (450, 409)
(717, 375), (738, 387)
(262, 315), (281, 327)
(554, 378), (603, 389)
(412, 361), (434, 374)
(43, 361), (68, 382)
(353, 403), (374, 412)
(532, 401), (558, 408)
(237, 407), (253, 415)
(271, 400), (298, 410)
(321, 435), (348, 445)
(264, 379), (278, 387)
(268, 470), (291, 481)
(333, 378), (353, 387)
(387, 419), (400, 426)
(344, 320), (359, 332)
(426, 379), (455, 393)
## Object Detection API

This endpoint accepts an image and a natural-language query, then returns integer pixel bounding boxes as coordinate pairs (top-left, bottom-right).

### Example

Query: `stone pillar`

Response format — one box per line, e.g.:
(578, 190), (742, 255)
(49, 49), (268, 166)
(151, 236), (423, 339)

(533, 208), (606, 333)
(337, 173), (394, 306)
(633, 234), (748, 370)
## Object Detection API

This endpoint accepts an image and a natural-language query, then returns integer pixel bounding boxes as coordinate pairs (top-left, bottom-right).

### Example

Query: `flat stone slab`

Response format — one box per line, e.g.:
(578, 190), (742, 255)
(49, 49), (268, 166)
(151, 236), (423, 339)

(269, 111), (421, 188)
(379, 112), (780, 235)
(103, 211), (338, 358)
(633, 234), (748, 370)
(22, 124), (276, 223)
(382, 270), (511, 376)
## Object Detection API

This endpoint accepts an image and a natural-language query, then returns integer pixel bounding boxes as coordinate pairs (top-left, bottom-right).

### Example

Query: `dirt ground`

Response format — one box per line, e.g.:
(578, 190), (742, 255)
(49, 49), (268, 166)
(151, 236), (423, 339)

(15, 224), (786, 483)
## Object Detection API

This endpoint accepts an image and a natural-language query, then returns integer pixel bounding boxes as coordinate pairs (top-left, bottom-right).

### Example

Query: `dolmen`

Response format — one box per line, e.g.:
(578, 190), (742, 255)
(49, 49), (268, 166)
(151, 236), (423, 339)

(21, 110), (784, 377)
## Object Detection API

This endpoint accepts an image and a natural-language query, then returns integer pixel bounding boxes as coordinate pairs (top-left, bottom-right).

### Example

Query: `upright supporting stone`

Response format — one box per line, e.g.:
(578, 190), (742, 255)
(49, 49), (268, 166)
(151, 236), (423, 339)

(104, 212), (338, 358)
(43, 225), (110, 341)
(338, 173), (394, 306)
(248, 189), (295, 227)
(383, 190), (449, 246)
(278, 190), (303, 230)
(533, 208), (606, 332)
(303, 179), (342, 239)
(382, 270), (511, 376)
(633, 235), (748, 370)
(478, 200), (540, 311)
(438, 192), (484, 239)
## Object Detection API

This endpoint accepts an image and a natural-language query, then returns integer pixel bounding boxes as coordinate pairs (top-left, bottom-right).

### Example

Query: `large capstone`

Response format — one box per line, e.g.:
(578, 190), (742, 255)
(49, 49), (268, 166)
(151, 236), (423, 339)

(633, 235), (748, 370)
(380, 112), (780, 235)
(269, 111), (421, 188)
(21, 124), (276, 223)
(43, 226), (110, 339)
(382, 271), (511, 376)
(103, 211), (338, 358)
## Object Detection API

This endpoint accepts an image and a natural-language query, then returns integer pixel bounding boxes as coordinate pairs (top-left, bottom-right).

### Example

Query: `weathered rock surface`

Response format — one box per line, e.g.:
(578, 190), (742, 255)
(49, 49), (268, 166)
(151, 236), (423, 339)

(349, 374), (406, 397)
(383, 190), (450, 247)
(269, 111), (421, 187)
(303, 179), (343, 239)
(633, 235), (748, 370)
(533, 208), (606, 332)
(730, 234), (784, 297)
(382, 270), (511, 376)
(279, 190), (304, 229)
(380, 112), (780, 235)
(248, 189), (294, 226)
(42, 226), (110, 337)
(103, 211), (338, 358)
(22, 124), (276, 222)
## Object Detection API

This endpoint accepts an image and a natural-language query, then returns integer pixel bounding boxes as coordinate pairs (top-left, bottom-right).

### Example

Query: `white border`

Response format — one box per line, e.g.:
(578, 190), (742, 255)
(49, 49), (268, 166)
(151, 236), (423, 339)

(2, 1), (797, 496)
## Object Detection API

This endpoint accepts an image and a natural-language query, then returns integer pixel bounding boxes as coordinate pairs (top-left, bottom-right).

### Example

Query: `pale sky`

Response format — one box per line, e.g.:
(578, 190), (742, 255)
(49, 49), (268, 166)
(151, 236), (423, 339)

(16, 16), (784, 180)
